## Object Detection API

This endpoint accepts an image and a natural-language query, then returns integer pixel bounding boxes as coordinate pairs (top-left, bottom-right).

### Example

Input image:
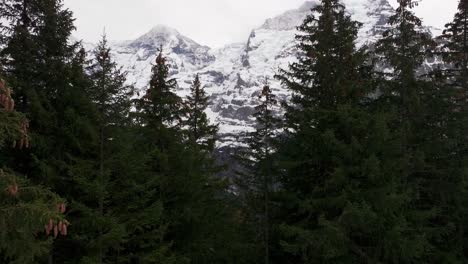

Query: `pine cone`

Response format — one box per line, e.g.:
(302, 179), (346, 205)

(58, 221), (63, 232)
(48, 219), (54, 232)
(62, 223), (68, 236)
(7, 184), (18, 196)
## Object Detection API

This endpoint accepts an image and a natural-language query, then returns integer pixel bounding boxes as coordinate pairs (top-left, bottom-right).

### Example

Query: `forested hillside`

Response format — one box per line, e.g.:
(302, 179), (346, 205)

(0, 0), (467, 263)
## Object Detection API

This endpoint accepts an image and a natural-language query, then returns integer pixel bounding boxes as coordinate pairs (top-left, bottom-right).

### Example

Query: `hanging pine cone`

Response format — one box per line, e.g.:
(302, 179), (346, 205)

(53, 225), (58, 238)
(61, 223), (68, 236)
(7, 184), (18, 196)
(0, 78), (30, 148)
(48, 219), (54, 232)
(57, 202), (66, 213)
(58, 221), (63, 232)
(45, 225), (51, 236)
(0, 79), (15, 112)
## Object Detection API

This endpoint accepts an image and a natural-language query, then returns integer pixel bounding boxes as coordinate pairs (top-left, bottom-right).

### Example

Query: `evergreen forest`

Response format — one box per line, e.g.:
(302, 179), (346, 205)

(1, 0), (468, 263)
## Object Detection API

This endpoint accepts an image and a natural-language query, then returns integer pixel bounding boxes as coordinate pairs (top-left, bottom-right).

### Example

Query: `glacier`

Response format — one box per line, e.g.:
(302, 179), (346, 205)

(98, 0), (422, 148)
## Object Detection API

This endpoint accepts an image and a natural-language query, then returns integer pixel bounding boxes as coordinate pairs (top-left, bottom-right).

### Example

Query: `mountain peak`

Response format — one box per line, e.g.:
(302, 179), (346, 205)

(128, 24), (184, 49)
(145, 24), (180, 37)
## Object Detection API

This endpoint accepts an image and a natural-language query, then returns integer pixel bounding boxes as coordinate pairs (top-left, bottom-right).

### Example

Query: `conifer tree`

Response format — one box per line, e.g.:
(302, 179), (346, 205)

(375, 0), (441, 252)
(88, 34), (133, 128)
(275, 0), (427, 262)
(237, 84), (279, 264)
(428, 0), (468, 260)
(441, 0), (468, 82)
(184, 74), (218, 151)
(81, 34), (133, 263)
(135, 49), (183, 129)
(131, 50), (244, 264)
(0, 78), (68, 263)
(439, 0), (468, 139)
(129, 50), (188, 263)
(0, 0), (41, 112)
(375, 0), (433, 126)
(374, 0), (464, 262)
(0, 1), (103, 263)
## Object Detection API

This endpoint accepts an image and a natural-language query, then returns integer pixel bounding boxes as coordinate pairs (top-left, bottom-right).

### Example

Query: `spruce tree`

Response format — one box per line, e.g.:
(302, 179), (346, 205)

(0, 0), (41, 113)
(427, 0), (468, 260)
(237, 84), (279, 264)
(0, 78), (68, 263)
(131, 50), (244, 264)
(375, 0), (433, 128)
(79, 34), (133, 263)
(129, 50), (188, 263)
(275, 0), (427, 262)
(134, 49), (183, 129)
(374, 0), (463, 262)
(0, 1), (103, 263)
(184, 74), (218, 151)
(441, 0), (468, 82)
(88, 34), (133, 128)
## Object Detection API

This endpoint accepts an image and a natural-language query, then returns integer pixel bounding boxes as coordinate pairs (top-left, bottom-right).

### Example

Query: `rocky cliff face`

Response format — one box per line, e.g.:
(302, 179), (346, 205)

(107, 0), (399, 147)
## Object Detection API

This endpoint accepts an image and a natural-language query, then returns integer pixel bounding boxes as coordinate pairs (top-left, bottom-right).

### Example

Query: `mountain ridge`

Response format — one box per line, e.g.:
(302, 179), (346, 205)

(84, 0), (434, 147)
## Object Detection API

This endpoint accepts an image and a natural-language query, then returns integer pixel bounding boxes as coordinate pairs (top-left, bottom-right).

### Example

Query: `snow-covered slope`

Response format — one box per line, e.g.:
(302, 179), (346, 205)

(110, 25), (215, 90)
(108, 0), (397, 147)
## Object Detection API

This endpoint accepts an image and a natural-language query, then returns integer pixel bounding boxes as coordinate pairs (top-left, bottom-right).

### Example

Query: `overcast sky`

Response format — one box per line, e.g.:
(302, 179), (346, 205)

(64, 0), (459, 48)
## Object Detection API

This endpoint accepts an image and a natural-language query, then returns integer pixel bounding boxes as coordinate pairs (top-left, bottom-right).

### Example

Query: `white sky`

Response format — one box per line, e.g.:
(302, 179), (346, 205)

(64, 0), (459, 48)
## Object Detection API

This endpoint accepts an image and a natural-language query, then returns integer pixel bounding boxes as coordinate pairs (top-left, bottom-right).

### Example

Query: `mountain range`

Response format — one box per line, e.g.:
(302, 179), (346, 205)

(92, 0), (436, 148)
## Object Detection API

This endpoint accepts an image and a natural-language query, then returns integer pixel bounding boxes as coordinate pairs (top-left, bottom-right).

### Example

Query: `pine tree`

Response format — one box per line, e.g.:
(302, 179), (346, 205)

(375, 0), (433, 127)
(275, 0), (368, 261)
(0, 78), (68, 263)
(441, 0), (468, 82)
(0, 0), (41, 113)
(0, 0), (84, 184)
(275, 0), (427, 262)
(237, 84), (279, 264)
(0, 1), (104, 263)
(88, 34), (133, 128)
(375, 0), (454, 262)
(135, 49), (183, 129)
(127, 50), (188, 263)
(130, 50), (246, 264)
(184, 74), (218, 151)
(79, 34), (133, 263)
(427, 0), (468, 261)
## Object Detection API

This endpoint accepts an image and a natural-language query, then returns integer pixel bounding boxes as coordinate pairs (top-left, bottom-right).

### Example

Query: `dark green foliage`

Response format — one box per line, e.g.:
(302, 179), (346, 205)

(129, 51), (243, 264)
(375, 0), (433, 122)
(184, 74), (218, 150)
(0, 78), (66, 264)
(134, 50), (183, 129)
(2, 0), (467, 263)
(375, 1), (466, 263)
(276, 0), (366, 116)
(0, 168), (65, 264)
(88, 35), (134, 127)
(274, 0), (429, 262)
(236, 84), (279, 264)
(70, 35), (134, 264)
(131, 52), (185, 261)
(0, 0), (102, 263)
(426, 0), (468, 261)
(440, 0), (468, 79)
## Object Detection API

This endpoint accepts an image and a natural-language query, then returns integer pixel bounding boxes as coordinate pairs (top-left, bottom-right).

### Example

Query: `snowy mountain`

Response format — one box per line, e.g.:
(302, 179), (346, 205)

(109, 25), (215, 90)
(107, 0), (397, 147)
